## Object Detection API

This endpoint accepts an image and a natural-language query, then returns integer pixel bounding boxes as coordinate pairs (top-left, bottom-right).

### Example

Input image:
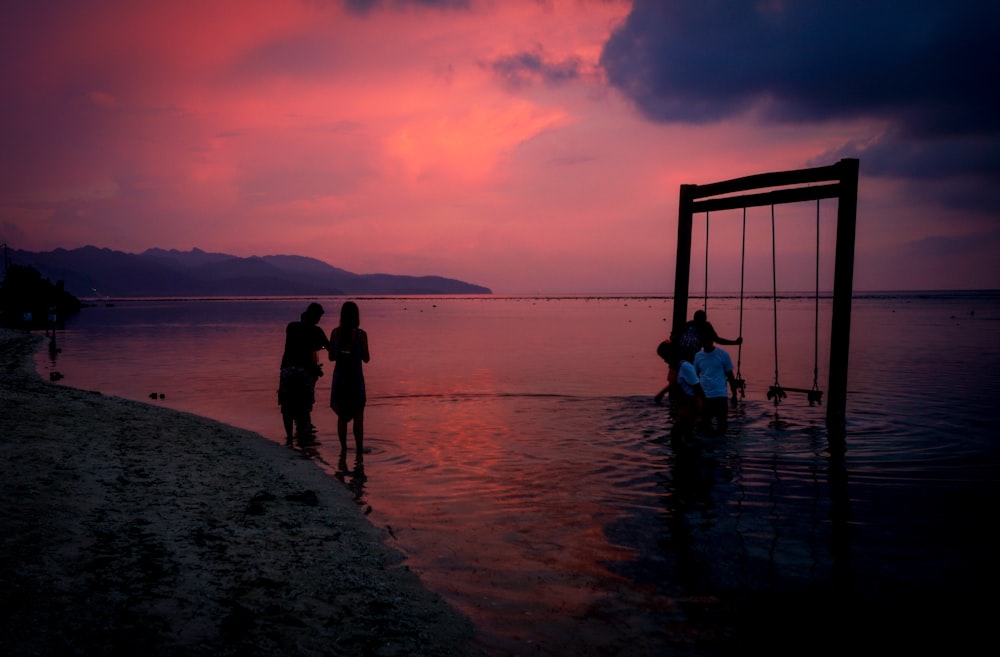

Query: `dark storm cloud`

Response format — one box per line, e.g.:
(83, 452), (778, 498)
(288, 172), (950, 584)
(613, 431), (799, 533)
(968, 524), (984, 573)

(600, 0), (1000, 198)
(489, 48), (584, 90)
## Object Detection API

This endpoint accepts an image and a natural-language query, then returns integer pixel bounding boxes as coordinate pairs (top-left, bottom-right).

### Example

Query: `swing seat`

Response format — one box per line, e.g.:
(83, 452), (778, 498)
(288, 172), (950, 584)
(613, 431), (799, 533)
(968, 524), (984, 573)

(767, 385), (823, 406)
(734, 377), (747, 398)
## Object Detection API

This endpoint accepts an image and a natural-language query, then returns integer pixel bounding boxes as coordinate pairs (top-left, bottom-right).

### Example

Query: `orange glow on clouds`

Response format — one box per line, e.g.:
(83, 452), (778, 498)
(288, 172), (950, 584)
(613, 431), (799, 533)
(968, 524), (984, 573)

(2, 0), (997, 293)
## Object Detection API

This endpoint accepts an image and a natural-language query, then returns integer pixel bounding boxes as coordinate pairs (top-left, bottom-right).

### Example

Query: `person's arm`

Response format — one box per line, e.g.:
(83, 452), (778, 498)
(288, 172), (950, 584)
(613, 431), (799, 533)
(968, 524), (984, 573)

(328, 328), (338, 361)
(727, 370), (739, 407)
(359, 330), (370, 363)
(707, 321), (742, 345)
(315, 329), (330, 367)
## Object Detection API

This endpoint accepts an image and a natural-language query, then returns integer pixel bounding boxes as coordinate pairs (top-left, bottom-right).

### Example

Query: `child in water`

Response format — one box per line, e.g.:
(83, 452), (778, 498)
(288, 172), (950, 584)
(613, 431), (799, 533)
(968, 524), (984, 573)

(655, 339), (703, 440)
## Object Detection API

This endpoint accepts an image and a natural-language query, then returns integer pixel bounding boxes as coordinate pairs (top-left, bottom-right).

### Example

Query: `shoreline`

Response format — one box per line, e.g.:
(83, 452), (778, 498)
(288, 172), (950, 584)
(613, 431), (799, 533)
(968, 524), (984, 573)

(0, 329), (482, 656)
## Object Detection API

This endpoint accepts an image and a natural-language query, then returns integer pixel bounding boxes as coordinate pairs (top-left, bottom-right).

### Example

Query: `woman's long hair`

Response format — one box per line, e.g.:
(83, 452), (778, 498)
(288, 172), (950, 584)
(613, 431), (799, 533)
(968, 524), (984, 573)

(339, 301), (360, 332)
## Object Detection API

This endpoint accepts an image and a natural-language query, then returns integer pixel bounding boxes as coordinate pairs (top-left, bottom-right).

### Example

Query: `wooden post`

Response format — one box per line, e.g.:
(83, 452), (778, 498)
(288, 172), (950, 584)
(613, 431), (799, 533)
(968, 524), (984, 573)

(672, 185), (694, 338)
(826, 159), (859, 449)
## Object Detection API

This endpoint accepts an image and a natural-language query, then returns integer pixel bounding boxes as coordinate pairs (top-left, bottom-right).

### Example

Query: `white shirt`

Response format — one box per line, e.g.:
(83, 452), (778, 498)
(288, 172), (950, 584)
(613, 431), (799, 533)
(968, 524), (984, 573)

(676, 360), (699, 397)
(695, 347), (733, 399)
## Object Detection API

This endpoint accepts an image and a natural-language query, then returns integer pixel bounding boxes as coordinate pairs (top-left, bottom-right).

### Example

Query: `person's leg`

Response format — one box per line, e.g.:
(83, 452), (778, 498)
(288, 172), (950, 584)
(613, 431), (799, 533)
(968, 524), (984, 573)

(672, 397), (694, 443)
(708, 398), (727, 434)
(304, 378), (317, 439)
(297, 410), (316, 444)
(281, 410), (294, 445)
(353, 410), (364, 459)
(337, 415), (349, 452)
(278, 373), (295, 444)
(699, 399), (713, 433)
(699, 400), (714, 432)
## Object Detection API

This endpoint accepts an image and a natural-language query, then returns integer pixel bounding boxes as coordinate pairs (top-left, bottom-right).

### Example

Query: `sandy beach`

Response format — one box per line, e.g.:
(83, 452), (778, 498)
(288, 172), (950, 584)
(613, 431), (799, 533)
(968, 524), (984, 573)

(0, 329), (482, 657)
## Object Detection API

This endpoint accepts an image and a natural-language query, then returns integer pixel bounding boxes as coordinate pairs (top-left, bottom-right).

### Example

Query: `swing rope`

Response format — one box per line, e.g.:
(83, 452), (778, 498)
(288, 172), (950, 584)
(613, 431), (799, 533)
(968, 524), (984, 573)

(734, 207), (747, 398)
(769, 204), (783, 406)
(812, 199), (821, 393)
(703, 211), (710, 313)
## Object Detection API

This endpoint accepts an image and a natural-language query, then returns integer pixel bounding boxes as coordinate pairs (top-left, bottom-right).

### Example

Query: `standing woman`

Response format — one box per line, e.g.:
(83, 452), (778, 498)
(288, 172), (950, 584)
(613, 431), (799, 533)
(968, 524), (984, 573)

(329, 301), (370, 459)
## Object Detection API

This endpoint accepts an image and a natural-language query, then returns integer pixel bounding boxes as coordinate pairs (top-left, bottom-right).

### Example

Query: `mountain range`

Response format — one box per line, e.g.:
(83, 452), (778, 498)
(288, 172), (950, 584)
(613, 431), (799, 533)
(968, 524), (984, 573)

(7, 246), (492, 298)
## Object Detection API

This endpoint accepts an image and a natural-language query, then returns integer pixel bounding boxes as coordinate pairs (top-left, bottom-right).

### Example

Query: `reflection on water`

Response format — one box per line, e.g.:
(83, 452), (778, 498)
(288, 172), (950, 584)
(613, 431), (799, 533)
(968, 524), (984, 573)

(36, 294), (1000, 655)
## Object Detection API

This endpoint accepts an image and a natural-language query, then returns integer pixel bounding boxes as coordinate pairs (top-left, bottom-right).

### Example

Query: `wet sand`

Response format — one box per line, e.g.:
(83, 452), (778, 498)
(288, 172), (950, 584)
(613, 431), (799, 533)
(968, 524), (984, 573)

(0, 329), (482, 657)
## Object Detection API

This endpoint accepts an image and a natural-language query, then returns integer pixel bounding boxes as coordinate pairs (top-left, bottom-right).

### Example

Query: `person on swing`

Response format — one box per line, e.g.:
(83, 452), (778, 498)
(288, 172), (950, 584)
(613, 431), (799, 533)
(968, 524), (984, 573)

(694, 330), (740, 435)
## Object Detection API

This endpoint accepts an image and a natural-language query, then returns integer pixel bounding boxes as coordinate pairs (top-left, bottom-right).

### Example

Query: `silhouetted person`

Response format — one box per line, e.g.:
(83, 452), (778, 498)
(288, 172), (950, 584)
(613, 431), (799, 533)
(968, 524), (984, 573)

(654, 339), (676, 405)
(278, 302), (329, 446)
(329, 301), (370, 460)
(670, 347), (704, 443)
(694, 331), (740, 434)
(675, 309), (742, 356)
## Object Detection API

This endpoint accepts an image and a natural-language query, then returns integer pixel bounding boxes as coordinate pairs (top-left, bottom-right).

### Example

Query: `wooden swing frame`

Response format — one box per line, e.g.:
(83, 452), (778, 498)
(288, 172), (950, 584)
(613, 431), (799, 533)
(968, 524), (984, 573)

(672, 158), (859, 448)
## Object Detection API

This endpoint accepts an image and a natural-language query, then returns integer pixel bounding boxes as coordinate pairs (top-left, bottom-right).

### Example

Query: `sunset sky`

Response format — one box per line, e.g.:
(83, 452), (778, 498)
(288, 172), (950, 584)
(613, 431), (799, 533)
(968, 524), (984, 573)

(2, 0), (997, 294)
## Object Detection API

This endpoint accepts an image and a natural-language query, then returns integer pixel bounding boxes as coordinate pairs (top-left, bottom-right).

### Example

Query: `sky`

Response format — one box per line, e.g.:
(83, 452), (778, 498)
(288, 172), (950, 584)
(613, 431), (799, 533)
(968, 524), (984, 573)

(2, 0), (998, 294)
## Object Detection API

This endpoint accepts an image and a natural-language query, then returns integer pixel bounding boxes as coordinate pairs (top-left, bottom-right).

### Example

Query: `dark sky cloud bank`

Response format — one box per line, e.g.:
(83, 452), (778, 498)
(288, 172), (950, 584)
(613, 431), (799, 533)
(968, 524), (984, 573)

(601, 1), (1000, 209)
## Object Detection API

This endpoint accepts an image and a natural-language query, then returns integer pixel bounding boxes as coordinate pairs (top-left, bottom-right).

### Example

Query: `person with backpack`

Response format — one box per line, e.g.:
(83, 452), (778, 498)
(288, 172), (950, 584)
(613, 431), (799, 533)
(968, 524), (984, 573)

(278, 302), (329, 446)
(677, 309), (742, 354)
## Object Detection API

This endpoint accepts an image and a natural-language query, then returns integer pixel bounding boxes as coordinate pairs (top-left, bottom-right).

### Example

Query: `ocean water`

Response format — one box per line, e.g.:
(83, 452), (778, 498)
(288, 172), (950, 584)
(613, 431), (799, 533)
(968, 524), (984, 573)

(36, 293), (1000, 654)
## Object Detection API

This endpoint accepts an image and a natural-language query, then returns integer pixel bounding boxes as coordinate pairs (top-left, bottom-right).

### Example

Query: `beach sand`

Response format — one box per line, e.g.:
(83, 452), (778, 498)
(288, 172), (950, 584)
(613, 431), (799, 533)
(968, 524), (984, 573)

(0, 329), (483, 657)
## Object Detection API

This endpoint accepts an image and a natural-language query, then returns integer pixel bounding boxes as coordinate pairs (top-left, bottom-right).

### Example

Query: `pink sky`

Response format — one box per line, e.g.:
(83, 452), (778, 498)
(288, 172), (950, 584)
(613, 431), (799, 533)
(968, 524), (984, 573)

(2, 1), (998, 293)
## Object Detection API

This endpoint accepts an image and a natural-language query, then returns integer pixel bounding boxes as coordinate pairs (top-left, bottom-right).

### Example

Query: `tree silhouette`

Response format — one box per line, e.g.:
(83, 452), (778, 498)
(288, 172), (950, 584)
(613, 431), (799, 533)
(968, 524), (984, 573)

(1, 264), (82, 329)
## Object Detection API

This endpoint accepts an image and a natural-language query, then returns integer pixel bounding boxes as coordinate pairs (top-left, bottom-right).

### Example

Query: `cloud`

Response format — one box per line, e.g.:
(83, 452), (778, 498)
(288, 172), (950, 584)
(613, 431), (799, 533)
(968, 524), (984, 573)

(600, 0), (1000, 199)
(488, 46), (585, 90)
(3, 0), (996, 292)
(340, 0), (471, 15)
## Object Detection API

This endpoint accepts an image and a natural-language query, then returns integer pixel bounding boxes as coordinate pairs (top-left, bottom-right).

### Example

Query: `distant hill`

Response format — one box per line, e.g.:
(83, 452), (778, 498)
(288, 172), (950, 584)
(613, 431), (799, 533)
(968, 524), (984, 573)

(8, 246), (492, 297)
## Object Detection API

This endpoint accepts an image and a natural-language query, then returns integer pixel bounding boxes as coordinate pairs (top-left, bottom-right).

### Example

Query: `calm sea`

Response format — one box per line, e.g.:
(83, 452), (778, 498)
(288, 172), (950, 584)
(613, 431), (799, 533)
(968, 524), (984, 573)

(36, 293), (1000, 655)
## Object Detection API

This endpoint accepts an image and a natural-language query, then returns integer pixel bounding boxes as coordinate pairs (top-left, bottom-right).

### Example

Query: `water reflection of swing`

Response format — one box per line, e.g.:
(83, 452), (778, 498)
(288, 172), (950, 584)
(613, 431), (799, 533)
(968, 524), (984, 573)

(672, 159), (859, 451)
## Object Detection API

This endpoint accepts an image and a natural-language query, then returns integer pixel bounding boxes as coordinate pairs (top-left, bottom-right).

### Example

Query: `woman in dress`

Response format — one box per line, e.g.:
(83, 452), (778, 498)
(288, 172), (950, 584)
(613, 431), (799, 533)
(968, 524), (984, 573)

(329, 301), (370, 459)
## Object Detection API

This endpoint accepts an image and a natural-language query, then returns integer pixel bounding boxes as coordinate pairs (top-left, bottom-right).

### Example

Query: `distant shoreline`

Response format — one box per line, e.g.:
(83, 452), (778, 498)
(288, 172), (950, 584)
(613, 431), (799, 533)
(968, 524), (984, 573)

(71, 288), (1000, 304)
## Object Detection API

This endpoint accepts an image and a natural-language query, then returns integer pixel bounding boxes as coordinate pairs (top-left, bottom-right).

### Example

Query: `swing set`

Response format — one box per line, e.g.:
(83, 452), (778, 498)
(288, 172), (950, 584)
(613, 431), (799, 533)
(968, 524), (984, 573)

(672, 158), (859, 447)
